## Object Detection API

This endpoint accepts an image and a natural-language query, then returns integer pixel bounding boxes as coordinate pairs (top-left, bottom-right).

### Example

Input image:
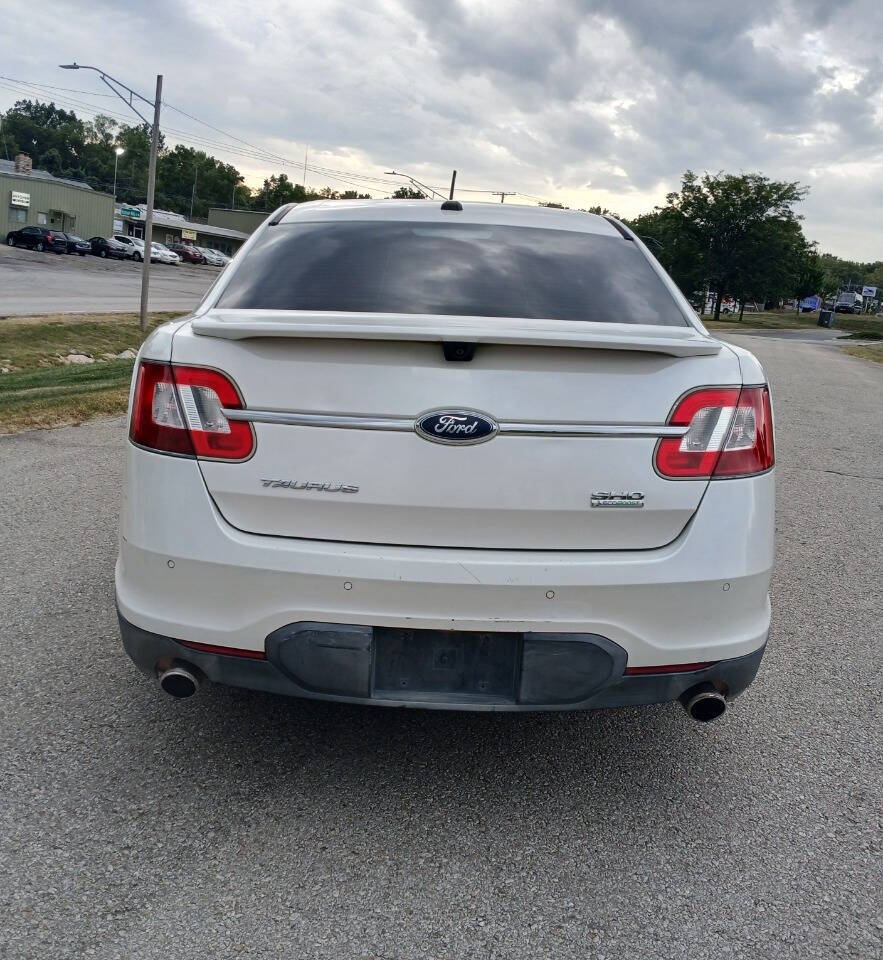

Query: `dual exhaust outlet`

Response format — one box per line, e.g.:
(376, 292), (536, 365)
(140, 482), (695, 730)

(157, 662), (727, 721)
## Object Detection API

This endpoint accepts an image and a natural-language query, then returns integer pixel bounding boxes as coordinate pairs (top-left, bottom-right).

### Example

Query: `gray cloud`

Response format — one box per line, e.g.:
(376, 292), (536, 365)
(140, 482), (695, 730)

(0, 0), (880, 258)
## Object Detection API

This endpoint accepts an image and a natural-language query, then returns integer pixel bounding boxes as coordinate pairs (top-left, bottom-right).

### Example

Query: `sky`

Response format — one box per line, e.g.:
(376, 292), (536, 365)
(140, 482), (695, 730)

(1, 0), (881, 260)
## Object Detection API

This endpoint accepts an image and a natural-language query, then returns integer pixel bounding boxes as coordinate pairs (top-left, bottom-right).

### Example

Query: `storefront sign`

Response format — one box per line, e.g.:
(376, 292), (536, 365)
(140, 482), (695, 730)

(10, 190), (30, 207)
(181, 227), (197, 240)
(119, 204), (144, 220)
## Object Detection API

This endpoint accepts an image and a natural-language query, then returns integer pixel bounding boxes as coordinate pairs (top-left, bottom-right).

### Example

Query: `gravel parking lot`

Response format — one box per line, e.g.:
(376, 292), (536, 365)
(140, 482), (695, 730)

(0, 244), (220, 316)
(0, 335), (880, 959)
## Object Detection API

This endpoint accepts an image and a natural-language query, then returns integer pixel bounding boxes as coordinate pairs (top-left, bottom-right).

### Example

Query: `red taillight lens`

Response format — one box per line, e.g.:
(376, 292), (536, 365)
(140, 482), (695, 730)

(129, 361), (254, 460)
(655, 385), (774, 479)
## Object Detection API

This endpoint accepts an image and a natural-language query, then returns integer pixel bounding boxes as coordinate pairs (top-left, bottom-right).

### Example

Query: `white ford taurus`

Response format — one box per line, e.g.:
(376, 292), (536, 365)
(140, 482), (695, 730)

(116, 199), (774, 721)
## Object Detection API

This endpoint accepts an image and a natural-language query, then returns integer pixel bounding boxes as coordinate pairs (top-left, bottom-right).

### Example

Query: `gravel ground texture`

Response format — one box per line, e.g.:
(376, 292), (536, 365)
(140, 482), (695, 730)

(0, 334), (880, 959)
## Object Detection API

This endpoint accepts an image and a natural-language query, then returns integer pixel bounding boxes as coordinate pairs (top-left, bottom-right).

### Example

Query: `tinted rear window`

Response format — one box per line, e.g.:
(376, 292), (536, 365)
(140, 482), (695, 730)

(217, 221), (687, 326)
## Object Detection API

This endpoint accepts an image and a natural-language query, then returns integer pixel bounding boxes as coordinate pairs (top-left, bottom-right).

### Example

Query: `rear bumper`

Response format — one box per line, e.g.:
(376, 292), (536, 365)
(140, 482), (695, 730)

(118, 612), (766, 712)
(116, 446), (774, 670)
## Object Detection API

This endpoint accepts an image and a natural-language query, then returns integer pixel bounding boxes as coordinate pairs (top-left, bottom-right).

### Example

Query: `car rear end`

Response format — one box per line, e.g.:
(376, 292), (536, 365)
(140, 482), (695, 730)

(116, 201), (774, 719)
(43, 229), (68, 253)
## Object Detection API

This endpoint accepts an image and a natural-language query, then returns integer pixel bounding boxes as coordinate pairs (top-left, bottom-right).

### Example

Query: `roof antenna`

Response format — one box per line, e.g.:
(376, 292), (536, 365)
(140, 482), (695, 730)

(449, 169), (457, 199)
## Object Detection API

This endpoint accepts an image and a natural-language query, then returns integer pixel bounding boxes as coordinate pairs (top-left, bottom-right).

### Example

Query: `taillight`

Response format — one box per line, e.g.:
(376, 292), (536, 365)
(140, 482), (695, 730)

(130, 362), (254, 460)
(655, 385), (774, 479)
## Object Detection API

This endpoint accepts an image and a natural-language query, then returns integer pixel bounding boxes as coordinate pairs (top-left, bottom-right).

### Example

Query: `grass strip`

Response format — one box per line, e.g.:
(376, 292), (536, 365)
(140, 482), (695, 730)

(0, 360), (135, 433)
(842, 344), (883, 364)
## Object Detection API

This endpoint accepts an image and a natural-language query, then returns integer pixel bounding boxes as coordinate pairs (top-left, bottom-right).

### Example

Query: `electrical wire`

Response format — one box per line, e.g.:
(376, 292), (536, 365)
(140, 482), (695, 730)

(1, 73), (548, 205)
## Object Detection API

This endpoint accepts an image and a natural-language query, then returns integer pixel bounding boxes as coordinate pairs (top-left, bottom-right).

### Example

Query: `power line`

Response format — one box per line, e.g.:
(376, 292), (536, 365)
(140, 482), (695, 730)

(0, 75), (119, 98)
(0, 74), (554, 205)
(0, 76), (405, 195)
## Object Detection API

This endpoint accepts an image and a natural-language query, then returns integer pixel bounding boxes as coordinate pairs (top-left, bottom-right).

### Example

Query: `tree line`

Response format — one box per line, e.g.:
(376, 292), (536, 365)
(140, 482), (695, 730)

(3, 99), (879, 314)
(0, 100), (390, 217)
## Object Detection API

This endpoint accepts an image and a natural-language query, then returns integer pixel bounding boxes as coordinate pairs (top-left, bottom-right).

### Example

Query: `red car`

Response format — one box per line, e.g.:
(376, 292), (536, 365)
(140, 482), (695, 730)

(169, 243), (205, 264)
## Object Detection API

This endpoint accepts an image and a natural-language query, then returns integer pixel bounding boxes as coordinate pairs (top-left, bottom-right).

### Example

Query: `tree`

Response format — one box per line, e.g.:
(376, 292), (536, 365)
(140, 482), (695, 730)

(391, 186), (426, 199)
(652, 170), (809, 319)
(628, 206), (707, 301)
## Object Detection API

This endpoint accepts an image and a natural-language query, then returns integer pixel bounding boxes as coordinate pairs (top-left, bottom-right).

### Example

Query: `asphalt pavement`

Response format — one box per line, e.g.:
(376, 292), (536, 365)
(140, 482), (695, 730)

(0, 335), (880, 959)
(0, 244), (220, 315)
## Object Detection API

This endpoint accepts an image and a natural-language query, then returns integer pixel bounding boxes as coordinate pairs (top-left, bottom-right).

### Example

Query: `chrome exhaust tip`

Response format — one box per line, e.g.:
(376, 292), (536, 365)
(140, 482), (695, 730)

(681, 681), (727, 722)
(158, 664), (200, 699)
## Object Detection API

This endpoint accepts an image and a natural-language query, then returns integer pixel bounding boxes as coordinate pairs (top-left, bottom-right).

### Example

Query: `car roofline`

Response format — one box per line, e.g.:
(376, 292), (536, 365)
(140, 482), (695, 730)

(274, 199), (620, 236)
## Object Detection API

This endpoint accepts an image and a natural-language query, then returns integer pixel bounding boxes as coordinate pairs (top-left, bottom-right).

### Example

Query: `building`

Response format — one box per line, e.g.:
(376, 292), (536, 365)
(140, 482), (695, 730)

(207, 207), (270, 235)
(2, 154), (114, 240)
(115, 204), (250, 255)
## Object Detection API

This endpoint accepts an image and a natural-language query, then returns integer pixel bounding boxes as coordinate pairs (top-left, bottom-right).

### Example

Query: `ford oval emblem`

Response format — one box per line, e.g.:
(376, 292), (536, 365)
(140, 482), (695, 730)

(415, 409), (499, 445)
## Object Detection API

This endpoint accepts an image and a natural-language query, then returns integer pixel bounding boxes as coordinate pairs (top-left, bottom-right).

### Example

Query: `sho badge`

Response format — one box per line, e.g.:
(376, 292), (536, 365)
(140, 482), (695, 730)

(260, 479), (359, 493)
(590, 491), (644, 508)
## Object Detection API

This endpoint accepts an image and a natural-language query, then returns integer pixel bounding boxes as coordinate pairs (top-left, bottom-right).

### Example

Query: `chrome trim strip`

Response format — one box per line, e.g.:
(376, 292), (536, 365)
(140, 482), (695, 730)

(499, 422), (688, 437)
(223, 409), (689, 437)
(223, 409), (414, 431)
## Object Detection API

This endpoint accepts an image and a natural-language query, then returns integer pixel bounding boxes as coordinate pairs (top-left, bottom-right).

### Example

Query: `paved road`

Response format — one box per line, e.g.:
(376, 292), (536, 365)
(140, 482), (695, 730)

(0, 336), (880, 959)
(0, 245), (220, 315)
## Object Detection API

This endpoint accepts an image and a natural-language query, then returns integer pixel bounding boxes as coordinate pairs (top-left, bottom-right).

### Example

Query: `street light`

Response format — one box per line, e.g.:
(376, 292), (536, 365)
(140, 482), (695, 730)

(384, 170), (445, 200)
(60, 63), (162, 333)
(112, 146), (125, 204)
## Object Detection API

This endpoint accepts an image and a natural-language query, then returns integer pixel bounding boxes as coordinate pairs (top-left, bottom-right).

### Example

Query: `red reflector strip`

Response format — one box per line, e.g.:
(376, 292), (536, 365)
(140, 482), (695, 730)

(624, 661), (715, 676)
(179, 639), (266, 660)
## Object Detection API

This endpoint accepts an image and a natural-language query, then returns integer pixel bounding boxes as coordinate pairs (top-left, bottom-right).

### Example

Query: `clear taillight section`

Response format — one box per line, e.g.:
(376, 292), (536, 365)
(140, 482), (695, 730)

(655, 385), (774, 479)
(130, 362), (254, 460)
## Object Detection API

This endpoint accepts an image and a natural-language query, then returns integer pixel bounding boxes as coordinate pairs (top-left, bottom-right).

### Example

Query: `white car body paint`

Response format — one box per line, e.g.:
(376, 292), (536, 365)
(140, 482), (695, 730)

(116, 201), (774, 711)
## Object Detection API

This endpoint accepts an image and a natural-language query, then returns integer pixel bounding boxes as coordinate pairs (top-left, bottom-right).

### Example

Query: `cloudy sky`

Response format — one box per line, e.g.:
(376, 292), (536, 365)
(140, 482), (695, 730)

(1, 0), (881, 259)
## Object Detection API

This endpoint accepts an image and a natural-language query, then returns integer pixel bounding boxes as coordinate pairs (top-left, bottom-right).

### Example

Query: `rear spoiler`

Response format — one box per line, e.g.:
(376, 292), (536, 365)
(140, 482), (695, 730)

(190, 311), (722, 357)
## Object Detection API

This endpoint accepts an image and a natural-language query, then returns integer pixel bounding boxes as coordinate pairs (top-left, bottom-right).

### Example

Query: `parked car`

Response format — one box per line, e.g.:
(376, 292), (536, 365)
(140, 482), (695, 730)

(117, 200), (775, 723)
(198, 246), (227, 266)
(6, 225), (67, 253)
(59, 233), (91, 256)
(151, 242), (181, 265)
(89, 236), (127, 260)
(113, 234), (147, 260)
(169, 242), (206, 264)
(834, 291), (863, 314)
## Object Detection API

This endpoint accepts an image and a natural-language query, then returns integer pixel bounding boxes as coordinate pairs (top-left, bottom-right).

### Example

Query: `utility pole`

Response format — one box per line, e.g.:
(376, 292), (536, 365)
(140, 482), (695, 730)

(449, 170), (457, 200)
(61, 63), (163, 333)
(140, 76), (162, 333)
(190, 162), (198, 220)
(491, 191), (516, 203)
(302, 146), (308, 188)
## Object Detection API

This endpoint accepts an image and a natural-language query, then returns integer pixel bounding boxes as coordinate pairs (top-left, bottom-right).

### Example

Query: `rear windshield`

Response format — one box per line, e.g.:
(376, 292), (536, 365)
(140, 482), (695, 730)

(216, 221), (687, 326)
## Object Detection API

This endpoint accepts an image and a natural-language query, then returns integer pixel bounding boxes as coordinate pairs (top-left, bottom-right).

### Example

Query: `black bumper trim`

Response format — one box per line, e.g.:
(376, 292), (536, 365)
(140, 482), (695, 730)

(117, 611), (767, 713)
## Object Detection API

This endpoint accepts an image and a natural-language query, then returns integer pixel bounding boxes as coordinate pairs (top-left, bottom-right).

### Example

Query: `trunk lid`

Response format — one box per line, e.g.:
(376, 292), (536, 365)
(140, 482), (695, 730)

(170, 316), (739, 550)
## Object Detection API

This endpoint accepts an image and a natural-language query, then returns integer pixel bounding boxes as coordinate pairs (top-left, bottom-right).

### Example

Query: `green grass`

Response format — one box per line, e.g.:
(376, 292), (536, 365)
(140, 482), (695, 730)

(0, 362), (136, 432)
(0, 311), (181, 433)
(703, 310), (883, 337)
(0, 312), (178, 370)
(842, 344), (883, 364)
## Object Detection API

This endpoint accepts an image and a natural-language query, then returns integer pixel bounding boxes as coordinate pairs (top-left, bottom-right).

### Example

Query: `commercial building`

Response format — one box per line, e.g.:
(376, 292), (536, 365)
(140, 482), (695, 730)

(207, 207), (269, 235)
(2, 154), (114, 240)
(115, 204), (250, 255)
